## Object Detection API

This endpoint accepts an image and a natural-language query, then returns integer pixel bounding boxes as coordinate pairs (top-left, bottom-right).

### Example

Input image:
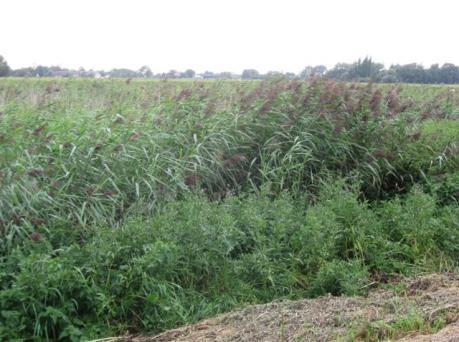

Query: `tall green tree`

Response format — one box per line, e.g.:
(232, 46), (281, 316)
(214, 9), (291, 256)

(139, 65), (153, 78)
(299, 65), (327, 79)
(242, 69), (261, 79)
(0, 55), (11, 77)
(325, 63), (353, 80)
(440, 63), (459, 84)
(182, 69), (196, 78)
(391, 63), (426, 83)
(349, 57), (383, 79)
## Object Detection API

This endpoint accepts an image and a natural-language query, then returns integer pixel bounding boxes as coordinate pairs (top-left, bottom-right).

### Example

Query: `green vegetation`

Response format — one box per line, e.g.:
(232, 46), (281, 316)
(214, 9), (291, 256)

(0, 55), (10, 78)
(344, 309), (452, 341)
(0, 78), (458, 340)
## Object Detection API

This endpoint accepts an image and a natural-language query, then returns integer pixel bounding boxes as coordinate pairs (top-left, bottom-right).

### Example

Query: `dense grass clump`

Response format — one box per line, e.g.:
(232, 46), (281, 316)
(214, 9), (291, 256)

(1, 184), (458, 340)
(0, 79), (458, 340)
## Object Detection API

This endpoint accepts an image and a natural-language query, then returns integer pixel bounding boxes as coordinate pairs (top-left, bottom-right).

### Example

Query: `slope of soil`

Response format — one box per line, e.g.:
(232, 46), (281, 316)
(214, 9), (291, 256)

(110, 273), (459, 341)
(400, 321), (459, 342)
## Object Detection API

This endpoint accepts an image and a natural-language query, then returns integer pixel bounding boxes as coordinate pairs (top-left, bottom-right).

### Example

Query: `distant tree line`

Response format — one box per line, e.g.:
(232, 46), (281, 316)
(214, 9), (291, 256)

(316, 57), (459, 84)
(1, 55), (459, 83)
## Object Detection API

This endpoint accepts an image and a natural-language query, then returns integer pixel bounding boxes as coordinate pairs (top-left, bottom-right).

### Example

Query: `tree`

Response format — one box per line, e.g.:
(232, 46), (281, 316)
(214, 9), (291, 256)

(391, 63), (426, 83)
(35, 65), (54, 77)
(0, 55), (11, 77)
(439, 63), (459, 84)
(218, 72), (233, 79)
(348, 57), (383, 80)
(11, 67), (35, 77)
(313, 65), (328, 76)
(109, 68), (140, 78)
(325, 63), (353, 80)
(325, 58), (384, 81)
(299, 65), (327, 79)
(201, 71), (216, 79)
(182, 69), (196, 78)
(427, 64), (441, 83)
(378, 69), (399, 83)
(139, 65), (153, 78)
(165, 70), (181, 79)
(241, 69), (261, 79)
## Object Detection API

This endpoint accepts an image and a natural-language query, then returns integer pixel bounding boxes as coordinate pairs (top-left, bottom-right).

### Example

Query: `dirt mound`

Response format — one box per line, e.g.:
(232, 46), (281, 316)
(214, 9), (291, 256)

(400, 321), (459, 342)
(112, 273), (459, 341)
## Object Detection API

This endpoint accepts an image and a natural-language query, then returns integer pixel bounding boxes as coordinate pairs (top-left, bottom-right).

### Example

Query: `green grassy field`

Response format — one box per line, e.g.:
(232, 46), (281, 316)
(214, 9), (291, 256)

(0, 78), (458, 340)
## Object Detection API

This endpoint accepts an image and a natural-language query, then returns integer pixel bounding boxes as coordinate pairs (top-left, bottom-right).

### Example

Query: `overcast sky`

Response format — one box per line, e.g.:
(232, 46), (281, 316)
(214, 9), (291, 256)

(1, 0), (458, 73)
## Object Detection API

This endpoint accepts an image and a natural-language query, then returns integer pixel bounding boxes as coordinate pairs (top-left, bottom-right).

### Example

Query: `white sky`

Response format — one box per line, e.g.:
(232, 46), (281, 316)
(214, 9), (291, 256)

(1, 0), (458, 74)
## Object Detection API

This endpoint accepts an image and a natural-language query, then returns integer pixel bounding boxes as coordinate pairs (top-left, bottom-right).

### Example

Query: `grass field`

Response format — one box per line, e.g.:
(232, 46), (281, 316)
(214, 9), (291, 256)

(0, 78), (458, 340)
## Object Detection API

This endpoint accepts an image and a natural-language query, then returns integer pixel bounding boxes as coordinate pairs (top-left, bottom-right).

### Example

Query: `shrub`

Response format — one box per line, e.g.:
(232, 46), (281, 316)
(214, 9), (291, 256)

(1, 184), (457, 339)
(308, 259), (370, 296)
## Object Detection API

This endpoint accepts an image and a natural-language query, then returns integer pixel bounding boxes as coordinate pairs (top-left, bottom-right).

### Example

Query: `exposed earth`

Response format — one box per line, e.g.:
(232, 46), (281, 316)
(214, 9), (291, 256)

(106, 274), (459, 341)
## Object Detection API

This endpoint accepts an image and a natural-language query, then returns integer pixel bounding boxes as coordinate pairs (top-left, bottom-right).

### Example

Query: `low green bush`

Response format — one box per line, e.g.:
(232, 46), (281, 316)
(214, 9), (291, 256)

(1, 183), (457, 340)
